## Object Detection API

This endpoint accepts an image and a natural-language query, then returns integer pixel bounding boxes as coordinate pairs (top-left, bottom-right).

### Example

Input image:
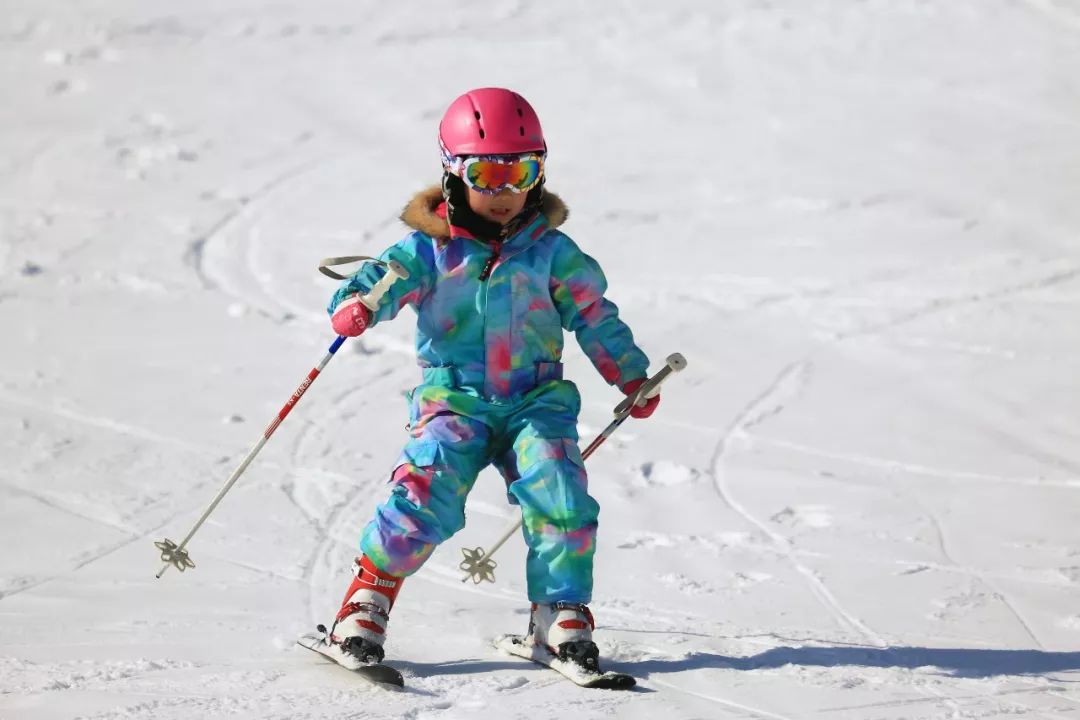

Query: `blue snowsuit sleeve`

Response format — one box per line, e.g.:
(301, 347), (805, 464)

(549, 234), (650, 388)
(327, 232), (435, 327)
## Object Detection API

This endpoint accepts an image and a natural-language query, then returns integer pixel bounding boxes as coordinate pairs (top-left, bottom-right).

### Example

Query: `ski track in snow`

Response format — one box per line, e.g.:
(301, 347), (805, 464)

(185, 155), (331, 300)
(0, 390), (215, 456)
(0, 383), (398, 602)
(908, 490), (1047, 652)
(701, 250), (1080, 662)
(652, 676), (798, 720)
(835, 265), (1080, 341)
(703, 356), (1067, 717)
(822, 682), (1079, 715)
(0, 480), (139, 540)
(751, 435), (1080, 490)
(2, 509), (182, 601)
(294, 379), (405, 628)
(709, 359), (890, 648)
(703, 350), (1072, 717)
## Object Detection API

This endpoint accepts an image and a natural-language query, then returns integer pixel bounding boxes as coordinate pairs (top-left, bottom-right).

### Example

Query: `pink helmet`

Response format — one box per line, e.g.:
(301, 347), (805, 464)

(439, 88), (545, 161)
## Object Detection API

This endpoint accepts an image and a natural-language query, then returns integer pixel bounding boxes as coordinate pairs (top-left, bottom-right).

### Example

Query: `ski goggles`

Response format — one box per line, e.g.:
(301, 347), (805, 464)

(448, 153), (545, 195)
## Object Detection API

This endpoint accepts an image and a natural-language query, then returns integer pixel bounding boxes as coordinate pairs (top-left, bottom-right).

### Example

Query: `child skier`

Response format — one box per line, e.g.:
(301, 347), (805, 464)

(324, 87), (660, 674)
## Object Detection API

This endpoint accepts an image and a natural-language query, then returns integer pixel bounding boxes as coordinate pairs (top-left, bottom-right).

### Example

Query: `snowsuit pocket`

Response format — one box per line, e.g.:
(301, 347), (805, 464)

(391, 440), (439, 480)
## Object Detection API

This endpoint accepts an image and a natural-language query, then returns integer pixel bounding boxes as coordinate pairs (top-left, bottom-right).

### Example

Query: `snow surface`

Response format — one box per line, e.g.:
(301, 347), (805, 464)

(3, 1), (1080, 718)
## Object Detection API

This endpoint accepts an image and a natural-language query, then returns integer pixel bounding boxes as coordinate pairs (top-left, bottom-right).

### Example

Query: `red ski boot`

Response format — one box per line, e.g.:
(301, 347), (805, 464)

(328, 555), (403, 665)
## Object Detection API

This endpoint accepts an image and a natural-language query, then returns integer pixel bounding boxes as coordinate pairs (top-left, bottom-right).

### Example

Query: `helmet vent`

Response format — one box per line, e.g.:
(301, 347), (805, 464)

(441, 89), (543, 158)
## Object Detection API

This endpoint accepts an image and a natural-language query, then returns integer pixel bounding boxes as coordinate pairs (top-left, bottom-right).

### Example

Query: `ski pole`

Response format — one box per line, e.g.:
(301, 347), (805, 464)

(154, 258), (410, 579)
(459, 352), (688, 584)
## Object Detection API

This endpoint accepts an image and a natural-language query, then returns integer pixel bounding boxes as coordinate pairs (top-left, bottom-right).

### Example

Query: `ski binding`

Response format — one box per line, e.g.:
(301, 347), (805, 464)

(494, 633), (636, 689)
(297, 628), (404, 688)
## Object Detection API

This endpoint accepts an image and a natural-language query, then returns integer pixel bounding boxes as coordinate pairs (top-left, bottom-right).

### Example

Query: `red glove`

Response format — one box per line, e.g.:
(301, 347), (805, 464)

(330, 295), (372, 337)
(621, 377), (660, 419)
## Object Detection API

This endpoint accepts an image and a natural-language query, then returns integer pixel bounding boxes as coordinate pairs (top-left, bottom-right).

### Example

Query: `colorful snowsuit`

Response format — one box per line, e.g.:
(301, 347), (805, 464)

(329, 187), (649, 603)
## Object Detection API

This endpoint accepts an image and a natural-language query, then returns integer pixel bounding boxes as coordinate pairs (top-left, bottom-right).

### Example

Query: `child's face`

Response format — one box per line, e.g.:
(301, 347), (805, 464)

(466, 186), (528, 227)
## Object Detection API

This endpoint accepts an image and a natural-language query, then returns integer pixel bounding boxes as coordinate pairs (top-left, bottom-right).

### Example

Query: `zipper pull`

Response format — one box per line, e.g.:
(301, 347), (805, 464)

(479, 240), (502, 281)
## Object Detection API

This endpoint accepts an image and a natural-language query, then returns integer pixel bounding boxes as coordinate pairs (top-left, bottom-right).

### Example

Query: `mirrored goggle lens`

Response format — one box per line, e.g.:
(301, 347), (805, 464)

(463, 156), (543, 193)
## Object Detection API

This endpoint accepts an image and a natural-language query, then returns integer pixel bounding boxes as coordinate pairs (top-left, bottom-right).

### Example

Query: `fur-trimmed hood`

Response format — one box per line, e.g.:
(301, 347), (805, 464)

(400, 185), (568, 238)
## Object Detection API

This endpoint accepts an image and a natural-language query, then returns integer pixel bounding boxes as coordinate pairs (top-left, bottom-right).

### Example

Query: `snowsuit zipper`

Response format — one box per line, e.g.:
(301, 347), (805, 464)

(479, 239), (503, 281)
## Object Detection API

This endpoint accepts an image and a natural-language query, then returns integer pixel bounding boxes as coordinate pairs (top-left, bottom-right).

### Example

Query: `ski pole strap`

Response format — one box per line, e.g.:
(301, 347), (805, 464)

(318, 255), (379, 280)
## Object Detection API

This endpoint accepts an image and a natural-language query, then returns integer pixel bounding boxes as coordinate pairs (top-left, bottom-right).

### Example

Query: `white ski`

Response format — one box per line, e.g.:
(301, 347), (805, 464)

(494, 634), (636, 689)
(297, 630), (404, 688)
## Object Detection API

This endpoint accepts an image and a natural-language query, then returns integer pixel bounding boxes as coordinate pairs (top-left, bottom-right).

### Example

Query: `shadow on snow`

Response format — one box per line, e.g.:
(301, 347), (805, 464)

(626, 646), (1080, 679)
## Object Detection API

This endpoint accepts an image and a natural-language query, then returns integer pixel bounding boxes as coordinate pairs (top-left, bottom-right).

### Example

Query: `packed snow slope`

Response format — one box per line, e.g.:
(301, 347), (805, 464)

(3, 1), (1080, 718)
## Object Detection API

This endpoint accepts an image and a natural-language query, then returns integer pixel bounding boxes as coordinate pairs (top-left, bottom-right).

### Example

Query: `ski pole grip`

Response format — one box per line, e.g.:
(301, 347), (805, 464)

(614, 352), (688, 416)
(359, 259), (410, 312)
